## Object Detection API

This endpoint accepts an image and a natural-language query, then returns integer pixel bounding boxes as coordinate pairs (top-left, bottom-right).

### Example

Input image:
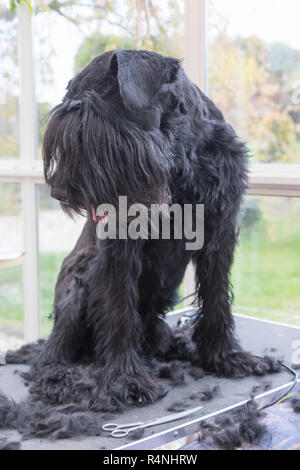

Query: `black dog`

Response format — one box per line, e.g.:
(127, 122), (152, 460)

(40, 50), (269, 406)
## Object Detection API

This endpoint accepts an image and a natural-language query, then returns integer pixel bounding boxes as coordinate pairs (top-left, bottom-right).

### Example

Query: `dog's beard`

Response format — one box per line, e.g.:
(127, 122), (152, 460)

(43, 90), (172, 217)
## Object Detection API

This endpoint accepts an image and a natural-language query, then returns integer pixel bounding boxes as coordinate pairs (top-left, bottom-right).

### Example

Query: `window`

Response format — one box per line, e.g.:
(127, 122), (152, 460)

(183, 0), (300, 326)
(33, 0), (184, 334)
(208, 0), (300, 163)
(33, 0), (184, 158)
(0, 0), (185, 343)
(0, 183), (23, 338)
(0, 0), (20, 159)
(0, 0), (299, 344)
(233, 196), (300, 326)
(38, 184), (85, 337)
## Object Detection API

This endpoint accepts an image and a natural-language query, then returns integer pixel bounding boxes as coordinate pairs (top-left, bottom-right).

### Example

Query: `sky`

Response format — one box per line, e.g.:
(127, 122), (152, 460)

(32, 0), (300, 105)
(212, 0), (300, 49)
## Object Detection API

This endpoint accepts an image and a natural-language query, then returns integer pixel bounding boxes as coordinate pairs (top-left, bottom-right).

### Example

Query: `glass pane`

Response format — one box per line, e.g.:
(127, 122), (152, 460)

(232, 196), (300, 326)
(38, 184), (86, 337)
(208, 0), (300, 163)
(0, 1), (19, 158)
(33, 0), (184, 157)
(0, 183), (24, 353)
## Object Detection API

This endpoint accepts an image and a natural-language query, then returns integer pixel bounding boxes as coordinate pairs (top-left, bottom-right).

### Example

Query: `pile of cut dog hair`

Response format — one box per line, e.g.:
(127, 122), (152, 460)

(0, 323), (297, 451)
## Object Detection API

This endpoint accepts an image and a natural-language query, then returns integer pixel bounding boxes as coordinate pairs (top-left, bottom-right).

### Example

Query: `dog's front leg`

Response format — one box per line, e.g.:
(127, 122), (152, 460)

(192, 215), (273, 378)
(88, 238), (165, 407)
(36, 221), (96, 366)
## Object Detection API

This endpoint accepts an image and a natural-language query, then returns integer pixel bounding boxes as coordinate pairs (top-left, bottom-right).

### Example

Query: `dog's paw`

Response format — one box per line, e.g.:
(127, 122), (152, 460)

(90, 372), (167, 411)
(203, 351), (281, 378)
(124, 374), (167, 405)
(109, 373), (167, 406)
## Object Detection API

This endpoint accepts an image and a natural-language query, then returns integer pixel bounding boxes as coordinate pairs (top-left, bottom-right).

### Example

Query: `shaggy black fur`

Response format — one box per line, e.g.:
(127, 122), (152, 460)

(156, 361), (186, 386)
(251, 381), (272, 395)
(190, 385), (221, 402)
(166, 401), (189, 412)
(1, 50), (284, 441)
(198, 399), (267, 450)
(5, 340), (45, 365)
(0, 391), (105, 441)
(188, 366), (205, 380)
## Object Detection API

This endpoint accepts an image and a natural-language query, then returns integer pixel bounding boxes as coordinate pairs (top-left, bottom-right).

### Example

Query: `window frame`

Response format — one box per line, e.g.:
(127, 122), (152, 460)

(0, 1), (299, 339)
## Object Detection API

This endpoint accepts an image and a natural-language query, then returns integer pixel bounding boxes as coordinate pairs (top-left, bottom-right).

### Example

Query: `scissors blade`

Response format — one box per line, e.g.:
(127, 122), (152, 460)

(145, 405), (203, 428)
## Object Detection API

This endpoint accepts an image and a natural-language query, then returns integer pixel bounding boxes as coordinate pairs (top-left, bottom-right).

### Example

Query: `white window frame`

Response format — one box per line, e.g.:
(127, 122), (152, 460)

(0, 1), (299, 339)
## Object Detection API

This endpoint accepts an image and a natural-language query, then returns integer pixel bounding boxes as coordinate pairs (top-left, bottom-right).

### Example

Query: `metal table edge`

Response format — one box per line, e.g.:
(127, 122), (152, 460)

(116, 379), (300, 450)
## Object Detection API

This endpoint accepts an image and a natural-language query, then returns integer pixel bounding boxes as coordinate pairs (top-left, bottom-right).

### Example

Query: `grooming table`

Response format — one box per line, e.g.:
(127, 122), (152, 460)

(0, 311), (299, 450)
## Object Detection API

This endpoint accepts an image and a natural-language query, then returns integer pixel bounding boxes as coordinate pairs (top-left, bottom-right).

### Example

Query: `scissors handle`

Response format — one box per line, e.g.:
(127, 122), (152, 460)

(111, 425), (143, 438)
(102, 422), (143, 437)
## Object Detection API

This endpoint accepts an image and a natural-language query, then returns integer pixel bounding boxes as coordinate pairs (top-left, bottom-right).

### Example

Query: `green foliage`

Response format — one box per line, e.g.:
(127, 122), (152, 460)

(2, 0), (300, 164)
(0, 183), (20, 215)
(10, 0), (33, 14)
(209, 32), (300, 163)
(74, 33), (136, 74)
(0, 264), (23, 333)
(232, 198), (300, 325)
(74, 30), (183, 74)
(239, 199), (261, 233)
(258, 111), (299, 162)
(0, 252), (65, 336)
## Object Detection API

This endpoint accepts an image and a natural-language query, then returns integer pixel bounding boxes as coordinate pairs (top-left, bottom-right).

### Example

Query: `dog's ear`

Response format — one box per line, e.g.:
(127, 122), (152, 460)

(110, 50), (180, 110)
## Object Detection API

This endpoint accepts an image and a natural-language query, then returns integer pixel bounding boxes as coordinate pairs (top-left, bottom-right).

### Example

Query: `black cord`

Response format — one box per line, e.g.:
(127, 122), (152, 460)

(255, 358), (299, 410)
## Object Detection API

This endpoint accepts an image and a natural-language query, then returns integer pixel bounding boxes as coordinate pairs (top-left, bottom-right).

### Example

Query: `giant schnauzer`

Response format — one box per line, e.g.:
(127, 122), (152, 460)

(40, 50), (271, 406)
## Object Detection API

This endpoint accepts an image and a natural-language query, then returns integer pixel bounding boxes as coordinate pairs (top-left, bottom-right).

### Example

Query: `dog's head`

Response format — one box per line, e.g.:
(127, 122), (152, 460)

(43, 50), (184, 217)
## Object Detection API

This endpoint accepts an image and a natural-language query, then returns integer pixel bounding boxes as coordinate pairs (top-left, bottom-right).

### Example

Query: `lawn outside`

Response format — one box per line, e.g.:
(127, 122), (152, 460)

(232, 197), (300, 326)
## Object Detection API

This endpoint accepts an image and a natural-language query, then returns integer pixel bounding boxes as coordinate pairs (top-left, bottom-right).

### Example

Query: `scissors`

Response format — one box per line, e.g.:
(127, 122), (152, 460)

(102, 404), (203, 438)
